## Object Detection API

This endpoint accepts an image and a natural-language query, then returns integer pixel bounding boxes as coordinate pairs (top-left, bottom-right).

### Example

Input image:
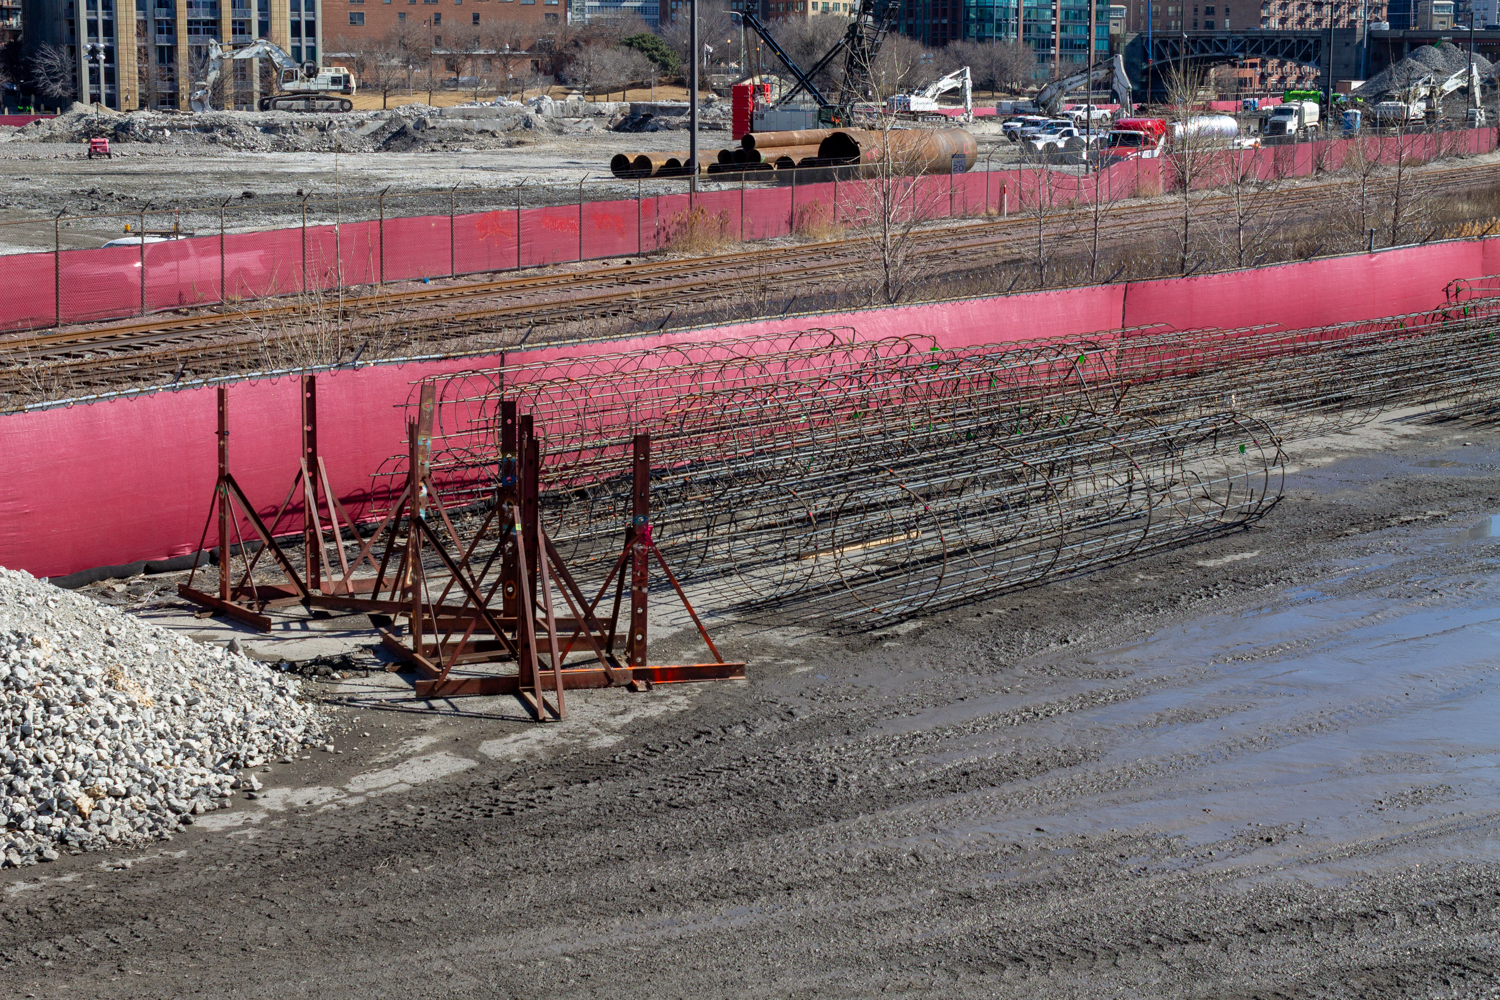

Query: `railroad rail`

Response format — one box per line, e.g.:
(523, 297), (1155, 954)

(2, 158), (1495, 402)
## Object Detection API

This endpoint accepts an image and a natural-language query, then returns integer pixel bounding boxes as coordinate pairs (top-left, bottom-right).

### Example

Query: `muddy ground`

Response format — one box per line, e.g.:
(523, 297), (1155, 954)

(0, 409), (1497, 997)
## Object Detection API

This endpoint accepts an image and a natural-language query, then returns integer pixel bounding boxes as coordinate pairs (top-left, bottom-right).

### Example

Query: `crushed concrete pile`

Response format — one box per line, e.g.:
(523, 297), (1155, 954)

(0, 97), (654, 153)
(612, 99), (731, 132)
(0, 567), (323, 866)
(1357, 43), (1495, 98)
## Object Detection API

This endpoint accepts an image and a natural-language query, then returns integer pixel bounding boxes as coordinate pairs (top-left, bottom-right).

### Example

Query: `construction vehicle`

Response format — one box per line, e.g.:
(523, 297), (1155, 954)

(1100, 117), (1168, 160)
(1033, 55), (1134, 117)
(1264, 100), (1320, 137)
(189, 40), (357, 113)
(886, 66), (972, 121)
(734, 0), (900, 128)
(1367, 64), (1479, 129)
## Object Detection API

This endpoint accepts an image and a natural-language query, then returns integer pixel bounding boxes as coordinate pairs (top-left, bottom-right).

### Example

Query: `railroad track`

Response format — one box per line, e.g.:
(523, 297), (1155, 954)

(3, 158), (1496, 399)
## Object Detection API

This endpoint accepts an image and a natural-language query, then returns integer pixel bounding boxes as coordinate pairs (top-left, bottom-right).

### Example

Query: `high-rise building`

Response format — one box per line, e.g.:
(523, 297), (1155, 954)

(21, 0), (316, 111)
(953, 0), (1108, 73)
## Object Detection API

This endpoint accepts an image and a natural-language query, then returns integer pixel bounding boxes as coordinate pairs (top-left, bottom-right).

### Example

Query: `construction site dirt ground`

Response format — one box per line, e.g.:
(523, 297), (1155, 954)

(1, 409), (1497, 996)
(0, 127), (1020, 253)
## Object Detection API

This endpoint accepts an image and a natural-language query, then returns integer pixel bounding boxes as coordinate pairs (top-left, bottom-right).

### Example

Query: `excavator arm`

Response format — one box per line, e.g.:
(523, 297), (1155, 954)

(1034, 55), (1132, 116)
(230, 38), (303, 74)
(188, 41), (230, 112)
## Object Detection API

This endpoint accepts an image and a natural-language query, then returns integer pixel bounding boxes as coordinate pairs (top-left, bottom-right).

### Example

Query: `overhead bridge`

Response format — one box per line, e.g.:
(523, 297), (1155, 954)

(1124, 30), (1336, 99)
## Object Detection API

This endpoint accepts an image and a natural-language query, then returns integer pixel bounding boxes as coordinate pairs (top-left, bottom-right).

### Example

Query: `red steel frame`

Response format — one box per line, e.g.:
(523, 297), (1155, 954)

(180, 377), (745, 720)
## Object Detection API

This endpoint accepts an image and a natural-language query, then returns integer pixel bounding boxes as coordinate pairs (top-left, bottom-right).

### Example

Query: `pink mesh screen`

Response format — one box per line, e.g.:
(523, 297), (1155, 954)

(381, 215), (451, 281)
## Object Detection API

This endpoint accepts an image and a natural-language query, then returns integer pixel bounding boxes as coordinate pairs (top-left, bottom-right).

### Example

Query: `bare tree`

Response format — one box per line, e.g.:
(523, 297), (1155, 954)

(28, 42), (76, 106)
(1163, 60), (1218, 274)
(1384, 131), (1431, 247)
(389, 18), (434, 95)
(485, 22), (533, 101)
(559, 42), (609, 97)
(352, 35), (412, 109)
(767, 15), (850, 98)
(568, 45), (653, 100)
(659, 1), (738, 81)
(1023, 156), (1061, 287)
(869, 32), (927, 100)
(841, 131), (953, 304)
(945, 38), (1036, 96)
(1211, 146), (1282, 268)
(446, 24), (488, 101)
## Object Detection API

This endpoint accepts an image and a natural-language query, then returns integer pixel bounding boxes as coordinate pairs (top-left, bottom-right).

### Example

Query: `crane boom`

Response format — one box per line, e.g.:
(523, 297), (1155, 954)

(838, 0), (901, 103)
(735, 11), (833, 108)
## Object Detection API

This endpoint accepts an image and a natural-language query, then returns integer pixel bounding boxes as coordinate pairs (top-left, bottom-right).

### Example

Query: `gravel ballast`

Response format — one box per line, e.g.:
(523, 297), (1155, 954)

(0, 567), (322, 866)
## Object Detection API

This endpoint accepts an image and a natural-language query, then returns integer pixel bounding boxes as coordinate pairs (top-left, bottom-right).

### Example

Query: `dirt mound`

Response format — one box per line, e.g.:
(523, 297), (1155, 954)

(1358, 43), (1494, 98)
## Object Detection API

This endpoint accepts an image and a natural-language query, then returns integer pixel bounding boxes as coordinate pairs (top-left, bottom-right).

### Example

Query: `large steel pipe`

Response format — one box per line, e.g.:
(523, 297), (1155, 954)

(816, 127), (978, 174)
(741, 128), (838, 151)
(609, 151), (709, 178)
(736, 144), (822, 168)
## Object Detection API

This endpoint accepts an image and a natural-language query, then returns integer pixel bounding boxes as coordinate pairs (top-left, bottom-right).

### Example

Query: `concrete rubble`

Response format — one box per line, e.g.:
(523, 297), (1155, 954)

(0, 566), (323, 866)
(0, 96), (720, 154)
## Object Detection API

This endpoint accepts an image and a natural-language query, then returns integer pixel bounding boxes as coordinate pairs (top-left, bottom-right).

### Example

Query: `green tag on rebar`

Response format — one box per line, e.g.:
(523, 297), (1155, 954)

(1239, 444), (1246, 454)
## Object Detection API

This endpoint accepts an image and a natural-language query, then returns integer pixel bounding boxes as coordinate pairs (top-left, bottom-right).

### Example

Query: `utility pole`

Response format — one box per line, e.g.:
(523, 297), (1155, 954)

(1470, 17), (1478, 112)
(1147, 0), (1154, 102)
(1324, 1), (1334, 111)
(689, 0), (699, 192)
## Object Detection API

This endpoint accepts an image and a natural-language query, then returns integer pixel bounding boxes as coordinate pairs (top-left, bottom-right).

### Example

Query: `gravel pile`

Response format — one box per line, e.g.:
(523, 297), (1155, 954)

(0, 567), (323, 866)
(1358, 43), (1495, 98)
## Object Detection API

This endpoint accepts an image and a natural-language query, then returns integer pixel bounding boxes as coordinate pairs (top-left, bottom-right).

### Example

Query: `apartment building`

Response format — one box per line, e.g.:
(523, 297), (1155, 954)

(22, 0), (316, 110)
(960, 0), (1108, 72)
(326, 0), (561, 56)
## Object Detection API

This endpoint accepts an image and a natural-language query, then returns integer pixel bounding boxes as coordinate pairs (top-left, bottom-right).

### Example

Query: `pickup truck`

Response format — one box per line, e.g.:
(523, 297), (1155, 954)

(1028, 123), (1086, 152)
(1002, 115), (1050, 141)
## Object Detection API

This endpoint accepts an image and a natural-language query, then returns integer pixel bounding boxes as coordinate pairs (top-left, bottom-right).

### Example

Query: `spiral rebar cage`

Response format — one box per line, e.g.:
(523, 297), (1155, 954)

(369, 295), (1500, 626)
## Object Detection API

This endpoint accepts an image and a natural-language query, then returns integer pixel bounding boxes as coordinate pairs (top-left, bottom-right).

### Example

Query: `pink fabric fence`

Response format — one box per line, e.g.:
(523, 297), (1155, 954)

(1, 237), (1493, 579)
(0, 126), (1494, 335)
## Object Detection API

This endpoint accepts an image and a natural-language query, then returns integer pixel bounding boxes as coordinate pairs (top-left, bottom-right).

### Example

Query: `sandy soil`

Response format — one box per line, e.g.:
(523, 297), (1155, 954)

(0, 409), (1496, 997)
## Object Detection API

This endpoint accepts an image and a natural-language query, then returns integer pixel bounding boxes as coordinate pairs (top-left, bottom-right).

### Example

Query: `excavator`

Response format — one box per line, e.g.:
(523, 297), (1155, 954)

(887, 66), (973, 121)
(189, 40), (357, 113)
(1372, 63), (1483, 127)
(1032, 55), (1134, 117)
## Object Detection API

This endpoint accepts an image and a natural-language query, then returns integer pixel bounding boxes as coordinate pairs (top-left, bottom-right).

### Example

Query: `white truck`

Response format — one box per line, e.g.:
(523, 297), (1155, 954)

(1263, 101), (1321, 138)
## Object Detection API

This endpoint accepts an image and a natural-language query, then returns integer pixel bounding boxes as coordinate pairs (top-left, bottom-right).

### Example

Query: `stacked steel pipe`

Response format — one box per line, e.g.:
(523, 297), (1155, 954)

(610, 127), (979, 178)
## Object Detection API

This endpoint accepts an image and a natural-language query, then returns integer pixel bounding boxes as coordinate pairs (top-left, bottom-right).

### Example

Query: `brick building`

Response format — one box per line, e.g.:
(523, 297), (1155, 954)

(325, 0), (562, 53)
